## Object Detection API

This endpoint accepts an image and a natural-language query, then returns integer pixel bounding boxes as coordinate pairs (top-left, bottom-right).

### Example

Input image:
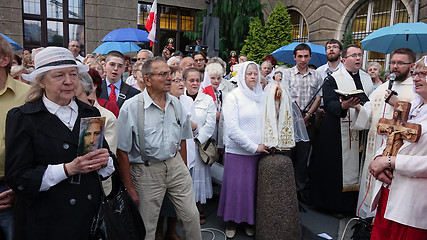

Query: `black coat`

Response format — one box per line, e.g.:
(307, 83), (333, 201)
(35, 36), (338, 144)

(99, 79), (139, 108)
(5, 98), (105, 240)
(310, 75), (360, 213)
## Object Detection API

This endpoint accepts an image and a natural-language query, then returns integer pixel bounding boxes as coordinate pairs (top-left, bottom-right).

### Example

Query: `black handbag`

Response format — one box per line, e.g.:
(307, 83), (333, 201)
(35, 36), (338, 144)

(351, 217), (373, 240)
(90, 170), (146, 240)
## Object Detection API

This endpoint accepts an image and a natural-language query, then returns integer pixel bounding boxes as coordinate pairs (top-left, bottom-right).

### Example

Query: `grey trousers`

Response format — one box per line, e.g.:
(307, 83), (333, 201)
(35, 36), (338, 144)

(131, 154), (201, 240)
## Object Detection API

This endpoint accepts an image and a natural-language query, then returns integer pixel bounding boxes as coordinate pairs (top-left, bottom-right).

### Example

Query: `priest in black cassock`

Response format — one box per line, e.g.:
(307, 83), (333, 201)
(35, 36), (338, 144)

(310, 44), (374, 214)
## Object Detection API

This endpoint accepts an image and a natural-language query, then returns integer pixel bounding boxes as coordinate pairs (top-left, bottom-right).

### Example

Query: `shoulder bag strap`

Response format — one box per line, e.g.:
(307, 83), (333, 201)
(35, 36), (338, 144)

(117, 82), (130, 108)
(170, 98), (181, 127)
(137, 94), (149, 161)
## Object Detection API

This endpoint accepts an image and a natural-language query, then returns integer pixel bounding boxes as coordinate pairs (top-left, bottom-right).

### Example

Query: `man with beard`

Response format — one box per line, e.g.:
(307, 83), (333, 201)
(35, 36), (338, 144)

(315, 40), (344, 143)
(317, 39), (344, 81)
(310, 44), (374, 215)
(352, 48), (416, 218)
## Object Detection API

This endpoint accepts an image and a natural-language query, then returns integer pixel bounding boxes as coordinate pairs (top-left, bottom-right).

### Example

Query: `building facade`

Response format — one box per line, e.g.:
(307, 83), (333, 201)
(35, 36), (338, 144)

(262, 0), (427, 67)
(1, 0), (426, 62)
(1, 0), (205, 55)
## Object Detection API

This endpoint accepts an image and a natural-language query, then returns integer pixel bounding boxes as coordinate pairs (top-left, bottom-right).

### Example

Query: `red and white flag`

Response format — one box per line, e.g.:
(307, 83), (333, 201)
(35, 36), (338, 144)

(145, 0), (157, 47)
(202, 72), (216, 101)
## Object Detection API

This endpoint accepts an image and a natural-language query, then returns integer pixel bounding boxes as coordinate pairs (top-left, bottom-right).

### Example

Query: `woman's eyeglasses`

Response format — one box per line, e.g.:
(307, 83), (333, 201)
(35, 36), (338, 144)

(411, 71), (427, 79)
(172, 78), (185, 83)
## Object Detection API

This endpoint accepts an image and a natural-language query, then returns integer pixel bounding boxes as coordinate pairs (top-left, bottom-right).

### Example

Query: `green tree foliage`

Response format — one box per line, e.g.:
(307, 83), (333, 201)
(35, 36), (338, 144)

(264, 2), (293, 57)
(213, 0), (265, 60)
(241, 17), (266, 64)
(343, 23), (354, 47)
(241, 2), (293, 64)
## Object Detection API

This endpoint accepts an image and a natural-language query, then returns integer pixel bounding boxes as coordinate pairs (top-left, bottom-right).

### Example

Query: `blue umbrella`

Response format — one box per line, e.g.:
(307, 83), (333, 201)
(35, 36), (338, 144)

(93, 42), (141, 54)
(361, 22), (427, 54)
(101, 28), (149, 42)
(0, 33), (24, 51)
(271, 42), (327, 67)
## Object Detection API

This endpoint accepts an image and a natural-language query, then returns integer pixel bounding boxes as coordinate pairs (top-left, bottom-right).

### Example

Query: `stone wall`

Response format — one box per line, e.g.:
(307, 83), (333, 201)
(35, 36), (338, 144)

(419, 1), (427, 23)
(0, 0), (23, 47)
(85, 0), (138, 53)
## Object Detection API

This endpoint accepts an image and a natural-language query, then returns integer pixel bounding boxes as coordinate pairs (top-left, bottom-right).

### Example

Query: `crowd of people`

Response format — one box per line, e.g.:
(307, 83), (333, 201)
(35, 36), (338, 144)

(1, 33), (427, 240)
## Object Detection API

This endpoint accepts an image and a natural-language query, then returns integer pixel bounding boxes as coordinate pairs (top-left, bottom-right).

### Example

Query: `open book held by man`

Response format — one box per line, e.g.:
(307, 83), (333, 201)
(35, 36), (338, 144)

(335, 89), (370, 104)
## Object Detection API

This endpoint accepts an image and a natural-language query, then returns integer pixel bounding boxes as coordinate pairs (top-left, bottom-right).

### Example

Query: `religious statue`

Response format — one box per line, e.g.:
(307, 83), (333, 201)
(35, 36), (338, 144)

(229, 51), (237, 67)
(166, 38), (175, 52)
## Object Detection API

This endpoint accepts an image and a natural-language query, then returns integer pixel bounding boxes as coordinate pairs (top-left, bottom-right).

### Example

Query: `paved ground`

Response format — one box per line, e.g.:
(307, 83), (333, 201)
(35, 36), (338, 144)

(170, 185), (358, 240)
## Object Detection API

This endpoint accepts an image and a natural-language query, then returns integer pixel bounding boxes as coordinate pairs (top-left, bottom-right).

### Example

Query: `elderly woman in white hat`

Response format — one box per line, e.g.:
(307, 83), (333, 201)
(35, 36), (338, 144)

(4, 47), (114, 239)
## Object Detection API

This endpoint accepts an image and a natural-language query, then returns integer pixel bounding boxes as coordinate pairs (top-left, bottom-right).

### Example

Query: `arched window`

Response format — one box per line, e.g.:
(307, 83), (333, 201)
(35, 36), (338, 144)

(348, 0), (409, 69)
(289, 10), (308, 43)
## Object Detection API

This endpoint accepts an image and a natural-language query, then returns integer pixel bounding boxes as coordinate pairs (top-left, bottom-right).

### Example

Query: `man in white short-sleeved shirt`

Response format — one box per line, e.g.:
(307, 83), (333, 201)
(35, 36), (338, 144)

(116, 57), (201, 240)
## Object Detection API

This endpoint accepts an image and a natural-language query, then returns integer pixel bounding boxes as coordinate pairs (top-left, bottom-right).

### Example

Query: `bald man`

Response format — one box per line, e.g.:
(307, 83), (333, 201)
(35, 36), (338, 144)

(180, 57), (195, 72)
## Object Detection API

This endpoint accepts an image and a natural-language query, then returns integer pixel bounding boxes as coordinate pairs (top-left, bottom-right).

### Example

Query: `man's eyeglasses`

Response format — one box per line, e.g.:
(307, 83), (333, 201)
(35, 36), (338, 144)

(194, 58), (205, 63)
(390, 61), (412, 67)
(172, 78), (185, 83)
(326, 45), (340, 50)
(150, 71), (172, 78)
(411, 71), (427, 79)
(344, 53), (363, 58)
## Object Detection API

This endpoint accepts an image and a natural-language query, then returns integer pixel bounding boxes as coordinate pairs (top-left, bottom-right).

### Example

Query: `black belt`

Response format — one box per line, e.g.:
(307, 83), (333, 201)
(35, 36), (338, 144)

(140, 152), (178, 166)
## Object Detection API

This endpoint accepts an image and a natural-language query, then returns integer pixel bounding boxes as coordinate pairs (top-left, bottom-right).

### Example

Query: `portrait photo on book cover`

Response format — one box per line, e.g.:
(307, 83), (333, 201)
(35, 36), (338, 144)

(77, 117), (106, 156)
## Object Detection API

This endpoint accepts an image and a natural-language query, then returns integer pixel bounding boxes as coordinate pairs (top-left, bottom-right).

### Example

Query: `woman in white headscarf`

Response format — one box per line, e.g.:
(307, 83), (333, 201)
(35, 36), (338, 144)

(217, 61), (269, 238)
(369, 56), (427, 240)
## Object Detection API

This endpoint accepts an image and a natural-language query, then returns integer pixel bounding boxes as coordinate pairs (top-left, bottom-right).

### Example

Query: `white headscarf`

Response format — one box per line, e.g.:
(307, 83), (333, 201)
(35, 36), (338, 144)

(236, 61), (264, 102)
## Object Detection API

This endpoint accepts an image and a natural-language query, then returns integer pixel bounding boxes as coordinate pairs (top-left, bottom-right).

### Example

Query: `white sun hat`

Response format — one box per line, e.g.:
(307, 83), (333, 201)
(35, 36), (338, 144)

(22, 46), (89, 82)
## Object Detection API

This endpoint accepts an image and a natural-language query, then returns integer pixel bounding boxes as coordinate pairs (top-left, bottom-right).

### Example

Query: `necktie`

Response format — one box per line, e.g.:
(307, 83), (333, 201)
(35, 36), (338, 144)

(109, 84), (117, 103)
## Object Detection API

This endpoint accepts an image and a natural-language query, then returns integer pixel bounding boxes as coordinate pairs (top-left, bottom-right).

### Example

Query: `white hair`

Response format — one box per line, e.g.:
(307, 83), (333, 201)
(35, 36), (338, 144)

(11, 65), (25, 75)
(31, 47), (45, 61)
(207, 57), (227, 74)
(366, 61), (382, 73)
(68, 40), (80, 47)
(205, 62), (224, 77)
(167, 56), (181, 66)
(261, 61), (272, 68)
(78, 71), (94, 96)
(138, 49), (154, 59)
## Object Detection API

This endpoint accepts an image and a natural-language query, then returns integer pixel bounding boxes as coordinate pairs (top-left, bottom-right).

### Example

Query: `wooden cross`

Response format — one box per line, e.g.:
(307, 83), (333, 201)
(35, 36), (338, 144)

(377, 101), (422, 156)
